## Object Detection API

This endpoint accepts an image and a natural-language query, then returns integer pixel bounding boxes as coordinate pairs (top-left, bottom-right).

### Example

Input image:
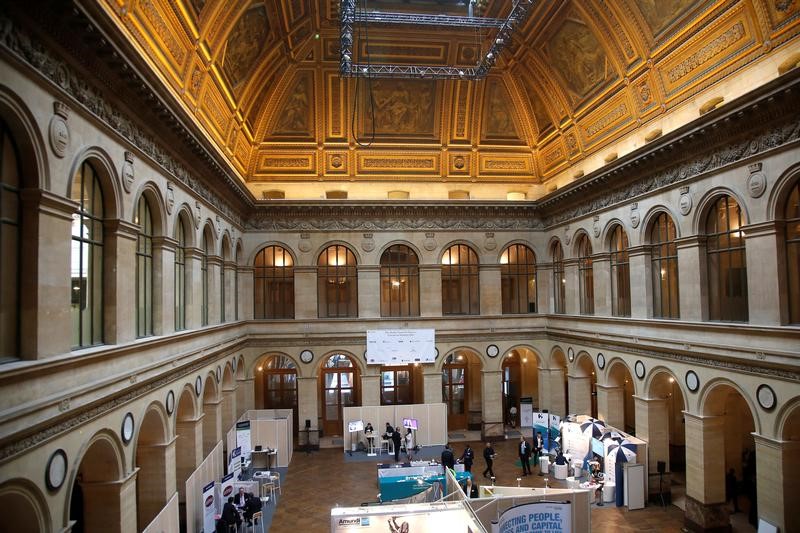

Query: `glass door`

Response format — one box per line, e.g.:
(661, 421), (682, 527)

(443, 358), (467, 430)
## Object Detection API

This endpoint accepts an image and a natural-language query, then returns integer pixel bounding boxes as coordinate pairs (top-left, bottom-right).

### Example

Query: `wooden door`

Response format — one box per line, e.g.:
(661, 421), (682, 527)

(443, 363), (467, 430)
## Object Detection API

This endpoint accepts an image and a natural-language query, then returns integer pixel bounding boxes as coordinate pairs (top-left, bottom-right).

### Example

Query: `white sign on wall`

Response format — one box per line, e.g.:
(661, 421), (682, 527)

(366, 329), (436, 364)
(202, 481), (216, 533)
(491, 501), (571, 533)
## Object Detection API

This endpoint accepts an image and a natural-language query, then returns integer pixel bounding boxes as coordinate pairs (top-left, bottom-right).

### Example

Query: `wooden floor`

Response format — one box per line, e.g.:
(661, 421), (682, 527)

(270, 437), (689, 532)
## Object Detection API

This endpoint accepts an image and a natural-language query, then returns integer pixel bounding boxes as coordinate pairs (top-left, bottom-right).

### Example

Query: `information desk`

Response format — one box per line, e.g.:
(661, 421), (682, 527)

(377, 463), (470, 501)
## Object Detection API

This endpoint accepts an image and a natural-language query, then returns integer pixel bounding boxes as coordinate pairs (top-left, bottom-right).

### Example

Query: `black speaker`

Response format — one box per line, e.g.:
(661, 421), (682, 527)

(305, 419), (311, 429)
(657, 461), (666, 474)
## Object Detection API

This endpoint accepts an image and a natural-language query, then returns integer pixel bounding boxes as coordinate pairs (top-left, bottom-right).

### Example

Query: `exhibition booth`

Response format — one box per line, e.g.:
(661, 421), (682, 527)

(377, 462), (470, 501)
(225, 409), (294, 468)
(342, 403), (448, 452)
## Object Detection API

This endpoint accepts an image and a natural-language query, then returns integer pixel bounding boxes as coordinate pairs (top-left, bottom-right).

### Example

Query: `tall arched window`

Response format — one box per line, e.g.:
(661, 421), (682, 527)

(501, 243), (537, 314)
(321, 354), (360, 435)
(706, 195), (748, 322)
(441, 244), (479, 315)
(220, 242), (227, 324)
(201, 230), (210, 326)
(254, 245), (294, 319)
(261, 355), (298, 434)
(650, 212), (679, 319)
(380, 244), (419, 317)
(174, 217), (187, 331)
(577, 234), (594, 315)
(784, 181), (800, 323)
(135, 196), (153, 337)
(609, 225), (630, 317)
(317, 245), (358, 318)
(70, 161), (104, 348)
(551, 241), (565, 314)
(0, 120), (20, 358)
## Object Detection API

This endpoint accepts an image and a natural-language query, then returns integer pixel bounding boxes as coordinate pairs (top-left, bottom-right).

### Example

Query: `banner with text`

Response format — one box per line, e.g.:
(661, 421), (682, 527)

(202, 481), (216, 533)
(236, 421), (251, 460)
(366, 329), (435, 364)
(491, 501), (571, 533)
(220, 473), (235, 502)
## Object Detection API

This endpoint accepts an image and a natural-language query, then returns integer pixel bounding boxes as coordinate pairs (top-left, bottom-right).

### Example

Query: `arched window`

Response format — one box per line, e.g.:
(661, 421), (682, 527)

(220, 244), (226, 324)
(70, 161), (104, 348)
(706, 195), (748, 322)
(317, 245), (358, 318)
(577, 234), (594, 315)
(201, 230), (211, 326)
(551, 241), (565, 314)
(174, 217), (187, 331)
(784, 181), (800, 323)
(0, 120), (20, 358)
(380, 244), (419, 317)
(321, 354), (360, 435)
(441, 244), (480, 315)
(254, 245), (294, 319)
(609, 225), (630, 317)
(501, 243), (537, 314)
(135, 196), (153, 337)
(260, 355), (298, 433)
(649, 212), (679, 319)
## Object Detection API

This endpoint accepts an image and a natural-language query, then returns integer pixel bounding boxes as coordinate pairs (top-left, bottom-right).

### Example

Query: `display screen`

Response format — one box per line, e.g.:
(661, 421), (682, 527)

(348, 420), (365, 432)
(403, 418), (418, 430)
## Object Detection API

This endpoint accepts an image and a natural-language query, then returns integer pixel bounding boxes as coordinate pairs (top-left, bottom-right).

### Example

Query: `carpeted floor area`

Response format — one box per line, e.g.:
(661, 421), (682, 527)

(343, 445), (445, 463)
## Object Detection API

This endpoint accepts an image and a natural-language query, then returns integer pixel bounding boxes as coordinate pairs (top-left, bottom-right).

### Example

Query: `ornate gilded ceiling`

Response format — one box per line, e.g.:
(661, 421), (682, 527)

(99, 0), (800, 199)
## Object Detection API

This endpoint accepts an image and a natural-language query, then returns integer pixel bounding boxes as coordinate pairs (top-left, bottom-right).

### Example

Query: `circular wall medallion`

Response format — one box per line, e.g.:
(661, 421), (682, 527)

(121, 412), (135, 444)
(300, 350), (314, 364)
(45, 449), (68, 491)
(685, 370), (700, 393)
(195, 376), (203, 396)
(166, 390), (175, 415)
(635, 360), (645, 380)
(756, 384), (776, 411)
(435, 347), (440, 359)
(487, 344), (499, 358)
(216, 365), (222, 383)
(679, 193), (693, 216)
(567, 347), (575, 362)
(596, 353), (606, 370)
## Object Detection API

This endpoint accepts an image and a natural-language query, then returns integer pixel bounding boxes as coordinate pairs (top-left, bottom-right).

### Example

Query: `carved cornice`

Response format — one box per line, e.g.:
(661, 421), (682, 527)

(245, 203), (542, 232)
(0, 8), (246, 224)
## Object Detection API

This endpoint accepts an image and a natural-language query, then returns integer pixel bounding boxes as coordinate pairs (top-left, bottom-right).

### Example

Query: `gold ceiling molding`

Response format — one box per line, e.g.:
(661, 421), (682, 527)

(97, 0), (800, 196)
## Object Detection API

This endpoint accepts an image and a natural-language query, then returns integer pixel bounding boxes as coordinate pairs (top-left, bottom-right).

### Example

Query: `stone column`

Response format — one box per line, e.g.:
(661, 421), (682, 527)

(596, 384), (624, 429)
(479, 264), (502, 316)
(635, 396), (668, 500)
(563, 259), (580, 315)
(537, 263), (552, 314)
(81, 471), (138, 533)
(294, 266), (318, 319)
(175, 415), (203, 502)
(481, 370), (503, 438)
(542, 368), (566, 416)
(238, 266), (254, 321)
(361, 373), (380, 406)
(136, 436), (177, 529)
(18, 190), (78, 358)
(592, 252), (611, 316)
(423, 371), (443, 405)
(419, 265), (442, 317)
(236, 377), (255, 414)
(743, 222), (784, 325)
(753, 433), (800, 532)
(224, 260), (237, 323)
(676, 236), (707, 322)
(182, 248), (201, 330)
(684, 412), (728, 531)
(206, 256), (222, 325)
(567, 375), (591, 415)
(298, 376), (319, 447)
(105, 220), (140, 344)
(152, 236), (177, 336)
(202, 399), (222, 457)
(221, 386), (237, 435)
(628, 246), (651, 319)
(358, 265), (380, 318)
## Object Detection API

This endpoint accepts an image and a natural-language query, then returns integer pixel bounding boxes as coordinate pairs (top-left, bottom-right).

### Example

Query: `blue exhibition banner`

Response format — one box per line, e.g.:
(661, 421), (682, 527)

(493, 501), (571, 533)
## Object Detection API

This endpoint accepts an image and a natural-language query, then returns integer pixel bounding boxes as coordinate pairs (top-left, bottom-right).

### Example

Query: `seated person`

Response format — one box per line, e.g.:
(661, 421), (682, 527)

(234, 487), (248, 510)
(555, 449), (567, 465)
(220, 496), (241, 531)
(589, 462), (605, 505)
(383, 422), (393, 439)
(243, 492), (262, 524)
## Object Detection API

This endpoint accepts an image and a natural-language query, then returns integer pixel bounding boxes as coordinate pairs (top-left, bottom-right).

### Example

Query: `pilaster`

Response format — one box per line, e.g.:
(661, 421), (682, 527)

(481, 369), (503, 438)
(419, 265), (442, 317)
(358, 265), (380, 318)
(294, 266), (318, 319)
(136, 436), (177, 529)
(361, 373), (381, 406)
(176, 415), (203, 502)
(202, 399), (222, 456)
(676, 236), (708, 322)
(752, 433), (800, 533)
(184, 247), (203, 329)
(563, 258), (580, 315)
(628, 246), (652, 319)
(236, 376), (255, 415)
(223, 260), (237, 323)
(536, 262), (552, 314)
(297, 376), (319, 437)
(683, 412), (729, 531)
(479, 264), (502, 316)
(742, 221), (783, 325)
(592, 252), (612, 316)
(206, 256), (222, 325)
(635, 396), (669, 499)
(423, 371), (443, 405)
(541, 368), (566, 416)
(152, 236), (177, 336)
(80, 470), (138, 533)
(238, 266), (254, 321)
(567, 375), (591, 415)
(105, 219), (140, 344)
(596, 384), (624, 429)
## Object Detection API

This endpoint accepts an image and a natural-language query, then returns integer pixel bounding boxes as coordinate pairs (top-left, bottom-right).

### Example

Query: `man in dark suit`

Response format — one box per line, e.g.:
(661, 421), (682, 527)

(391, 426), (403, 462)
(234, 487), (247, 510)
(482, 442), (496, 478)
(519, 436), (532, 476)
(461, 444), (475, 473)
(220, 496), (241, 531)
(441, 443), (455, 474)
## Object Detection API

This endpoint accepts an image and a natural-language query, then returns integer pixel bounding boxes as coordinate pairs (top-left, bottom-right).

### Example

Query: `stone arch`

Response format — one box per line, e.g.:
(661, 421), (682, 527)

(201, 371), (221, 458)
(546, 235), (564, 257)
(134, 402), (170, 530)
(131, 180), (167, 236)
(172, 203), (197, 248)
(569, 228), (592, 258)
(496, 239), (540, 263)
(600, 218), (628, 249)
(603, 358), (636, 433)
(568, 351), (597, 417)
(248, 240), (298, 266)
(646, 366), (687, 411)
(0, 478), (51, 533)
(317, 351), (362, 436)
(692, 186), (750, 236)
(377, 239), (423, 263)
(501, 345), (542, 424)
(221, 231), (232, 261)
(440, 347), (484, 431)
(775, 395), (800, 440)
(174, 383), (199, 514)
(547, 346), (569, 417)
(314, 240), (362, 265)
(201, 220), (217, 255)
(643, 366), (688, 493)
(438, 239), (482, 263)
(0, 84), (49, 190)
(640, 205), (682, 244)
(767, 160), (800, 220)
(67, 146), (122, 220)
(253, 352), (299, 435)
(235, 239), (243, 265)
(700, 378), (761, 434)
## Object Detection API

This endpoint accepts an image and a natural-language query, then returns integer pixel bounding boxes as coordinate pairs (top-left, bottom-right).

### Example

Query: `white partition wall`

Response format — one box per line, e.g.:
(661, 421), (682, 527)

(226, 409), (293, 467)
(142, 492), (179, 533)
(342, 403), (447, 451)
(185, 441), (224, 533)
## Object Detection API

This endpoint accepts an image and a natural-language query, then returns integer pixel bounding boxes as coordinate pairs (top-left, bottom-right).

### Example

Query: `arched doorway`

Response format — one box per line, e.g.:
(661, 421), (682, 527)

(135, 405), (170, 531)
(320, 353), (361, 436)
(174, 386), (198, 531)
(550, 348), (569, 417)
(502, 348), (540, 426)
(569, 353), (597, 418)
(69, 433), (125, 533)
(256, 354), (299, 438)
(380, 364), (422, 405)
(201, 374), (220, 457)
(442, 349), (482, 431)
(647, 371), (686, 505)
(779, 402), (800, 532)
(0, 480), (49, 533)
(604, 361), (635, 434)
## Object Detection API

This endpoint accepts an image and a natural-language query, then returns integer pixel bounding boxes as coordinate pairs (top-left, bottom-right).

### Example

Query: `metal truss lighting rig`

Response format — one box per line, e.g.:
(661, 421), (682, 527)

(339, 0), (535, 80)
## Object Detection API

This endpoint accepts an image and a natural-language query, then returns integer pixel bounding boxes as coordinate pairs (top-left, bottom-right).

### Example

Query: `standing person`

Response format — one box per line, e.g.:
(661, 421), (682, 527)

(404, 428), (415, 460)
(461, 444), (475, 473)
(509, 404), (518, 428)
(533, 431), (543, 471)
(220, 496), (242, 531)
(441, 443), (455, 474)
(391, 426), (403, 462)
(519, 436), (532, 476)
(482, 442), (496, 479)
(726, 468), (740, 513)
